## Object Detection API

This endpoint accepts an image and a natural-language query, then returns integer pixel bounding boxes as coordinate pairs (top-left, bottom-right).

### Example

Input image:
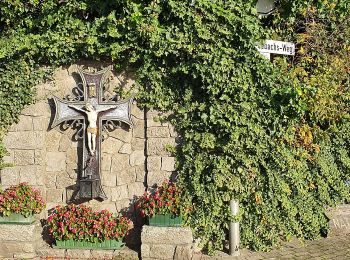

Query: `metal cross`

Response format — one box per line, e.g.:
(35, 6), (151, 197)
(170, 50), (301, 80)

(51, 67), (133, 201)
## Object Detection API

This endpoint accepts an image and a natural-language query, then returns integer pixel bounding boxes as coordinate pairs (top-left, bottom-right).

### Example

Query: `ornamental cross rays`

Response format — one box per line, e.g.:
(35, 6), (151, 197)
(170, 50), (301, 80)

(51, 68), (133, 201)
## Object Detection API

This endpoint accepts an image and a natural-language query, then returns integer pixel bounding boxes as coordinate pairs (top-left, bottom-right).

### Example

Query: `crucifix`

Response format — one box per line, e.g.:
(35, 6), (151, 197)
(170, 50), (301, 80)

(51, 67), (133, 201)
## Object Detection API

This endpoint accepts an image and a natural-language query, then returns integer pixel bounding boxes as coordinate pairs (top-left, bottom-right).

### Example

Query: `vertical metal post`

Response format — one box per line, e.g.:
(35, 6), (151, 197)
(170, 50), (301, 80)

(229, 199), (240, 256)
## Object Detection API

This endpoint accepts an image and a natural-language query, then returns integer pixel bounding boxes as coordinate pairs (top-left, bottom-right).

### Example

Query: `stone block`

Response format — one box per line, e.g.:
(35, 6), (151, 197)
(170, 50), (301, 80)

(9, 115), (33, 132)
(131, 104), (144, 120)
(141, 226), (193, 245)
(42, 172), (56, 188)
(168, 124), (178, 137)
(128, 182), (145, 199)
(327, 204), (350, 236)
(14, 150), (35, 166)
(2, 150), (14, 164)
(36, 247), (66, 258)
(119, 143), (132, 154)
(116, 199), (131, 212)
(174, 245), (194, 260)
(102, 171), (117, 187)
(4, 131), (45, 150)
(0, 222), (41, 242)
(141, 244), (151, 258)
(102, 137), (124, 154)
(45, 130), (62, 152)
(46, 152), (66, 172)
(161, 157), (176, 172)
(90, 249), (114, 259)
(66, 249), (91, 259)
(56, 171), (75, 188)
(147, 171), (172, 187)
(133, 119), (145, 138)
(21, 102), (50, 117)
(59, 134), (72, 152)
(113, 246), (139, 260)
(116, 169), (136, 185)
(66, 147), (79, 163)
(19, 165), (41, 185)
(102, 153), (112, 171)
(146, 112), (162, 127)
(111, 154), (130, 173)
(46, 188), (63, 203)
(130, 150), (145, 166)
(148, 156), (161, 171)
(107, 128), (132, 143)
(32, 116), (48, 131)
(147, 138), (176, 156)
(131, 138), (145, 151)
(111, 185), (129, 201)
(135, 165), (146, 182)
(147, 127), (170, 138)
(0, 167), (20, 186)
(0, 242), (36, 258)
(150, 244), (175, 259)
(34, 149), (45, 165)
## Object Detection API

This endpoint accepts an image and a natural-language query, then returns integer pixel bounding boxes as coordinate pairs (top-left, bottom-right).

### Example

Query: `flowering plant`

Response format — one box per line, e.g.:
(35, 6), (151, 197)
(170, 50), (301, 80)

(136, 180), (181, 217)
(0, 183), (46, 217)
(47, 204), (132, 242)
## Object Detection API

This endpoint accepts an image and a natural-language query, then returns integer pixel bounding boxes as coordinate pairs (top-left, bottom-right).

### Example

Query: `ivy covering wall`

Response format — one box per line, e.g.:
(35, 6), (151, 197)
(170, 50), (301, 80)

(1, 0), (350, 253)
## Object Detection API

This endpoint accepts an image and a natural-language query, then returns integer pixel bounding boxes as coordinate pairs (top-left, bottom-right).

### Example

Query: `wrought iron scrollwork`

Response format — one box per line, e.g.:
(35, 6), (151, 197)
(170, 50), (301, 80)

(59, 119), (84, 141)
(101, 120), (122, 141)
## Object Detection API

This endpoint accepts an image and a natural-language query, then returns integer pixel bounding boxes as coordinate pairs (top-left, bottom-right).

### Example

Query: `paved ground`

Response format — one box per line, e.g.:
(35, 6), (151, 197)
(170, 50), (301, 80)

(200, 235), (350, 260)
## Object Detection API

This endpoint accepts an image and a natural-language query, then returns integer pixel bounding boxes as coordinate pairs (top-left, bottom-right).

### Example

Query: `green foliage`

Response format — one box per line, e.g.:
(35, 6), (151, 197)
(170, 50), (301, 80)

(0, 0), (350, 254)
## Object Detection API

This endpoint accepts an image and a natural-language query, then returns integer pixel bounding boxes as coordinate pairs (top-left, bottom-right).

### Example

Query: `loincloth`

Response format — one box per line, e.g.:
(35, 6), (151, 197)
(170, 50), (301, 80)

(87, 127), (97, 135)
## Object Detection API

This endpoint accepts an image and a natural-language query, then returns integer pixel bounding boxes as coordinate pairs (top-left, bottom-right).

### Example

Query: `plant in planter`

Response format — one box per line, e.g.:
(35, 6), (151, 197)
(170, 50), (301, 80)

(47, 204), (132, 249)
(136, 180), (183, 227)
(0, 182), (46, 224)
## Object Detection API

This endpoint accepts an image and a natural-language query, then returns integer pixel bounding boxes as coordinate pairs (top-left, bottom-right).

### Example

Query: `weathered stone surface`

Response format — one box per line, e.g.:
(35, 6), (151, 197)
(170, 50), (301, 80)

(21, 102), (50, 117)
(0, 242), (36, 258)
(45, 130), (62, 152)
(111, 185), (129, 201)
(168, 125), (178, 137)
(111, 154), (130, 173)
(4, 131), (44, 150)
(115, 199), (131, 212)
(0, 167), (20, 186)
(46, 152), (66, 171)
(36, 247), (66, 258)
(150, 244), (175, 259)
(128, 182), (145, 199)
(102, 153), (112, 171)
(102, 171), (117, 187)
(135, 165), (146, 182)
(147, 112), (162, 127)
(132, 105), (144, 120)
(14, 150), (35, 166)
(147, 171), (172, 187)
(148, 156), (161, 171)
(90, 249), (114, 259)
(59, 134), (71, 152)
(34, 149), (45, 165)
(147, 127), (170, 138)
(66, 249), (91, 259)
(32, 116), (48, 131)
(161, 157), (176, 172)
(147, 138), (176, 156)
(131, 138), (145, 151)
(141, 226), (193, 245)
(42, 172), (57, 188)
(46, 188), (63, 202)
(174, 245), (193, 260)
(108, 128), (132, 143)
(19, 165), (41, 185)
(66, 148), (79, 163)
(56, 171), (74, 188)
(119, 143), (132, 154)
(130, 150), (145, 166)
(102, 137), (124, 154)
(9, 115), (33, 132)
(0, 223), (41, 242)
(133, 119), (145, 138)
(327, 204), (350, 236)
(2, 150), (14, 164)
(113, 247), (139, 260)
(141, 244), (151, 258)
(116, 169), (136, 185)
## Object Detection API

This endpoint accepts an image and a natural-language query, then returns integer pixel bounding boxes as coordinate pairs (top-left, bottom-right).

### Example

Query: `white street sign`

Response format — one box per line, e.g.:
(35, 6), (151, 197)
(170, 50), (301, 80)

(257, 40), (295, 56)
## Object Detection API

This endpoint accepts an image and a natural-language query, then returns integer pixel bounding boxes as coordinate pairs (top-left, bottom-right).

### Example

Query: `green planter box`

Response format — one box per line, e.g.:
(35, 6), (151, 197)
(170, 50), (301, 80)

(148, 214), (182, 227)
(0, 213), (35, 225)
(55, 239), (124, 250)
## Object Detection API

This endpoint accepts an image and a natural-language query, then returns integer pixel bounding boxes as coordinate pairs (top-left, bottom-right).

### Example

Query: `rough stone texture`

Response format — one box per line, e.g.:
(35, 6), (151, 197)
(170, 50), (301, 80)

(14, 150), (35, 165)
(161, 157), (176, 172)
(46, 152), (66, 172)
(66, 249), (92, 259)
(327, 205), (350, 237)
(130, 150), (145, 166)
(141, 226), (194, 260)
(147, 171), (172, 187)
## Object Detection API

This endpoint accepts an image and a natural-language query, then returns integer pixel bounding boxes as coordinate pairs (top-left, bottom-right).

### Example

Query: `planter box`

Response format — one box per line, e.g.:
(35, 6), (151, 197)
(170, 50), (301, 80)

(148, 214), (182, 227)
(55, 239), (124, 250)
(0, 213), (35, 225)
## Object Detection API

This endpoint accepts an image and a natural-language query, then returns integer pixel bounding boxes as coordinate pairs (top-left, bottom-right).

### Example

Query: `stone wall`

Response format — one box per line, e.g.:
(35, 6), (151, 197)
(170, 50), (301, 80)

(0, 63), (177, 247)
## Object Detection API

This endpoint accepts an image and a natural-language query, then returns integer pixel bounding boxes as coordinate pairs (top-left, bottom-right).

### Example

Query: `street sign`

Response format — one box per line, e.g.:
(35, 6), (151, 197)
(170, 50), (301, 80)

(257, 40), (295, 56)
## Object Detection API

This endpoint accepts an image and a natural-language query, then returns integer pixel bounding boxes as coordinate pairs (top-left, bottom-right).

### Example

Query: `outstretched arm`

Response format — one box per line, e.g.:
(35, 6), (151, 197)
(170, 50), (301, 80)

(96, 105), (119, 113)
(68, 105), (85, 113)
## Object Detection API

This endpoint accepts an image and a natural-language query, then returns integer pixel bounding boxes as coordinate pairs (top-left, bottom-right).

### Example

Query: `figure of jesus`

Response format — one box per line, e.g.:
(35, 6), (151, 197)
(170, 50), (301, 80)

(69, 102), (116, 156)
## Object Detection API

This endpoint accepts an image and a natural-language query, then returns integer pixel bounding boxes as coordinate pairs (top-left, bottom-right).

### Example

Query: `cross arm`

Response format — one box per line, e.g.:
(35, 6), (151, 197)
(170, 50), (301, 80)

(100, 97), (133, 127)
(51, 96), (85, 128)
